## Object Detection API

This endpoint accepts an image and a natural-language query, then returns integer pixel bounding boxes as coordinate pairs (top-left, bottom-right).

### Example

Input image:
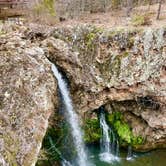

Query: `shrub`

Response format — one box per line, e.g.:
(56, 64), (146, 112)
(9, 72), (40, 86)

(83, 119), (102, 143)
(131, 14), (151, 26)
(35, 0), (56, 16)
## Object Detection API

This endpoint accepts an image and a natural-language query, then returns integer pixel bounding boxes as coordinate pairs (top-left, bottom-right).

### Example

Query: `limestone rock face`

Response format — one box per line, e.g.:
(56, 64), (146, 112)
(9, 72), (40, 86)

(0, 31), (57, 166)
(0, 23), (165, 166)
(42, 25), (166, 151)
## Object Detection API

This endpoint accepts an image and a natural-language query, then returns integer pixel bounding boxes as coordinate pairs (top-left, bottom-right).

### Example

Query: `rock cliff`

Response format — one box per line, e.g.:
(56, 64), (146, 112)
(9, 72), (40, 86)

(0, 24), (166, 165)
(42, 25), (166, 151)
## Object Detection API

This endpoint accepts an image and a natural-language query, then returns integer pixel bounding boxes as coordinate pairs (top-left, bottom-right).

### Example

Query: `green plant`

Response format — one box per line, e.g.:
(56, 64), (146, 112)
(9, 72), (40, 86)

(36, 127), (61, 166)
(107, 112), (144, 146)
(36, 113), (69, 166)
(131, 14), (151, 26)
(43, 0), (56, 16)
(85, 32), (96, 48)
(34, 0), (56, 16)
(114, 120), (132, 144)
(112, 0), (121, 9)
(83, 119), (102, 143)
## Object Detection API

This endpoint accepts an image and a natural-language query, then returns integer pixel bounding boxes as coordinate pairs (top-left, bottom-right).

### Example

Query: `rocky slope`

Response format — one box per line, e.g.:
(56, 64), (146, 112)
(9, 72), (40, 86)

(0, 28), (57, 166)
(41, 25), (166, 151)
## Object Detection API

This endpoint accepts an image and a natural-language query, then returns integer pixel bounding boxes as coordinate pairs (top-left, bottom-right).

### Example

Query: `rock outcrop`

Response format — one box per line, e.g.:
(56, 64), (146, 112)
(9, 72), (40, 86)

(42, 25), (166, 151)
(0, 24), (166, 165)
(0, 30), (57, 166)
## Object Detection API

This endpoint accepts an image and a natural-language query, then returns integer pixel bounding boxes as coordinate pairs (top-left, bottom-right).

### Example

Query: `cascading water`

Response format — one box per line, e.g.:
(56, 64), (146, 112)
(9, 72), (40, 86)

(99, 107), (120, 163)
(62, 160), (72, 166)
(100, 109), (111, 154)
(51, 64), (91, 166)
(126, 146), (133, 161)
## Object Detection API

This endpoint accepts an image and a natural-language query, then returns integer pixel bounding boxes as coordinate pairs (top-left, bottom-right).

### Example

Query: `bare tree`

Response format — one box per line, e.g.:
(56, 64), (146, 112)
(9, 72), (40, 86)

(126, 0), (133, 17)
(156, 0), (163, 20)
(148, 0), (153, 10)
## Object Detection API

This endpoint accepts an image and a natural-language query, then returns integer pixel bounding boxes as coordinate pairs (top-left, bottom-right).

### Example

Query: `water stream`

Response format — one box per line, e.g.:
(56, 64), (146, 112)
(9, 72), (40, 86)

(88, 145), (166, 166)
(99, 108), (119, 163)
(126, 146), (133, 161)
(51, 64), (91, 166)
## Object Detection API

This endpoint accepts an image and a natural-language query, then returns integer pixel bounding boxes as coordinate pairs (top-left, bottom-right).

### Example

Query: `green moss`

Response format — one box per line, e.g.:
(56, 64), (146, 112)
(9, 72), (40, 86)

(122, 52), (129, 57)
(108, 28), (126, 39)
(0, 28), (6, 36)
(111, 56), (121, 77)
(3, 151), (18, 166)
(85, 32), (96, 48)
(110, 51), (130, 77)
(83, 119), (101, 143)
(114, 120), (132, 144)
(107, 112), (144, 146)
(128, 37), (135, 48)
(132, 15), (145, 26)
(112, 0), (121, 9)
(84, 28), (102, 49)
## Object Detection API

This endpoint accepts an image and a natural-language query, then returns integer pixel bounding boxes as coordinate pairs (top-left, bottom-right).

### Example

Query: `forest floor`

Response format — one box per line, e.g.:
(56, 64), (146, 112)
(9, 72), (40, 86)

(1, 3), (166, 33)
(56, 3), (166, 29)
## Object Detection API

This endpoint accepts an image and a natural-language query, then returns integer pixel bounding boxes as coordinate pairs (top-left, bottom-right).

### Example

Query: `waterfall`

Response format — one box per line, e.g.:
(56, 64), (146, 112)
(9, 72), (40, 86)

(51, 64), (91, 166)
(100, 109), (111, 154)
(126, 146), (133, 160)
(62, 160), (72, 166)
(99, 108), (120, 163)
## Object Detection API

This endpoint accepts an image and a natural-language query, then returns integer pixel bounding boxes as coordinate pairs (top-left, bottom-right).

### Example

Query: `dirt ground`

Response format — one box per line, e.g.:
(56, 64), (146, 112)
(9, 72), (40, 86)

(1, 3), (166, 31)
(56, 3), (166, 29)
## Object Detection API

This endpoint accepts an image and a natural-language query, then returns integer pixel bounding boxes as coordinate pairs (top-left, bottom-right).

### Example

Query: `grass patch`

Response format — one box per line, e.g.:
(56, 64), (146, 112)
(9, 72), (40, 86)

(131, 14), (151, 26)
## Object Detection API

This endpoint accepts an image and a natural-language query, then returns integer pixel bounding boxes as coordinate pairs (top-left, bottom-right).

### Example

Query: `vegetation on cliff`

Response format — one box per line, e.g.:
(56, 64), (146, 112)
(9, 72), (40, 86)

(107, 112), (144, 146)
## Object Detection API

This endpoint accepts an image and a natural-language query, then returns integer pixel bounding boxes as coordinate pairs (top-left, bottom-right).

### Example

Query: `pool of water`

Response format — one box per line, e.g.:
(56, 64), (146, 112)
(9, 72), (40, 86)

(88, 145), (166, 166)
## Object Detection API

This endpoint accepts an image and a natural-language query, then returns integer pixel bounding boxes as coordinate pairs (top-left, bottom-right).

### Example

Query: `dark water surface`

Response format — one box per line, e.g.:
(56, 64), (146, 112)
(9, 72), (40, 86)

(88, 145), (166, 166)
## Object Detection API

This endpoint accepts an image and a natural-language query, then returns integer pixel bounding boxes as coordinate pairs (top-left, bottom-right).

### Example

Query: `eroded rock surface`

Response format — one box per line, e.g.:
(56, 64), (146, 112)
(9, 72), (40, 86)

(0, 24), (165, 166)
(0, 31), (57, 166)
(42, 25), (166, 151)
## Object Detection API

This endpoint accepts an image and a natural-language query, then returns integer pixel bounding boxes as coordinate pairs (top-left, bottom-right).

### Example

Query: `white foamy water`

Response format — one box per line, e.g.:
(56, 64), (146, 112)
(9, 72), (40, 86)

(99, 110), (120, 163)
(62, 159), (72, 166)
(52, 64), (91, 166)
(126, 146), (133, 161)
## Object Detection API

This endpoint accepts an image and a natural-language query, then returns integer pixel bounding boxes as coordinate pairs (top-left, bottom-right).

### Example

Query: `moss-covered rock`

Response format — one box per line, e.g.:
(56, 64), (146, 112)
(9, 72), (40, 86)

(107, 112), (144, 146)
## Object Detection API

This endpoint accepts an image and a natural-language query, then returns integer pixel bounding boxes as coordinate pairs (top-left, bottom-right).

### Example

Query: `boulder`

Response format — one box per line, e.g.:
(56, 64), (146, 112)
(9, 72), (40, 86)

(0, 31), (57, 166)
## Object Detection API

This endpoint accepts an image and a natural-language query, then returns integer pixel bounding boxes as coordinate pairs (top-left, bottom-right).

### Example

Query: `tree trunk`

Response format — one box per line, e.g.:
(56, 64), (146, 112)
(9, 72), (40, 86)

(126, 0), (133, 17)
(148, 0), (152, 11)
(156, 0), (162, 20)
